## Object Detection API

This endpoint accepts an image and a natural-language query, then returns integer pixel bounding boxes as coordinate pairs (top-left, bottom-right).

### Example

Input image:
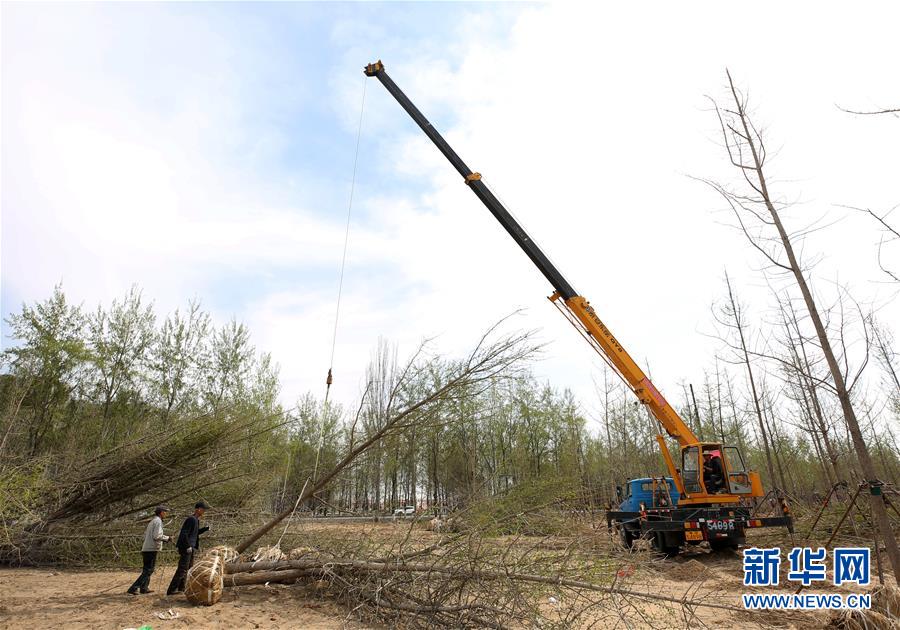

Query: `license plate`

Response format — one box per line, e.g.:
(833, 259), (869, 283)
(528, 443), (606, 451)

(707, 519), (735, 531)
(685, 530), (704, 541)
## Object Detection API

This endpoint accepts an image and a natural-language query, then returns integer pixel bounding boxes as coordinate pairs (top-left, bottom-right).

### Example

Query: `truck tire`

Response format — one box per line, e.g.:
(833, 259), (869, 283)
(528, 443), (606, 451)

(618, 526), (636, 549)
(653, 532), (680, 557)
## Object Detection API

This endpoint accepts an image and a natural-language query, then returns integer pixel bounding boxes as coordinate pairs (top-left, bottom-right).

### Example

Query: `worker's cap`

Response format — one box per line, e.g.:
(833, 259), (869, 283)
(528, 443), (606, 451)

(195, 501), (210, 510)
(154, 505), (170, 515)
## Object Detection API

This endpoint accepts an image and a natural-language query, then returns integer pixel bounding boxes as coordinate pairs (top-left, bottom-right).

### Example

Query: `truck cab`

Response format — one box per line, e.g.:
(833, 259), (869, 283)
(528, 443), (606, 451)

(618, 477), (679, 512)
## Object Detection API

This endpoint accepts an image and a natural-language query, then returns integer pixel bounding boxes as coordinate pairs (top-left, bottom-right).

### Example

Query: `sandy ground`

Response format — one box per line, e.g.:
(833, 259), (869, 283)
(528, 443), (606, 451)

(0, 524), (877, 629)
(0, 551), (827, 630)
(0, 566), (369, 630)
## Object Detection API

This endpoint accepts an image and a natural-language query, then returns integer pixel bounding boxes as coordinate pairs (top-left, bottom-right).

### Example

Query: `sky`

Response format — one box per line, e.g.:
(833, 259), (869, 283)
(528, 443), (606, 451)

(2, 2), (898, 426)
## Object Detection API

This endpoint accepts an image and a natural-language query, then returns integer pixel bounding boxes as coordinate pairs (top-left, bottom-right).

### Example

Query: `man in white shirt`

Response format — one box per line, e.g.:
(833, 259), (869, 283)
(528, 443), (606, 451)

(127, 505), (170, 595)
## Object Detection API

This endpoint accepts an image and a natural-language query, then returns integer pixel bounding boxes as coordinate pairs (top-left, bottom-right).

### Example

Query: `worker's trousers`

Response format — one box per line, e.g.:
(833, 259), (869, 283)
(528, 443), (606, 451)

(129, 551), (157, 593)
(167, 550), (194, 594)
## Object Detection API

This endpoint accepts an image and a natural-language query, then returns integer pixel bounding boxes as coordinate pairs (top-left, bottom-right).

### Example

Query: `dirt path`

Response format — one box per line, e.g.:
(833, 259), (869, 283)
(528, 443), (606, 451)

(0, 567), (367, 630)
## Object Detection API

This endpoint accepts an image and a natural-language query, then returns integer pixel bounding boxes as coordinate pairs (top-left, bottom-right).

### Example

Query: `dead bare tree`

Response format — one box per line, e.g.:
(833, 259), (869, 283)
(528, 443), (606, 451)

(839, 106), (900, 281)
(872, 319), (900, 404)
(703, 70), (900, 582)
(843, 205), (900, 283)
(713, 270), (780, 493)
(774, 290), (850, 486)
(837, 105), (900, 117)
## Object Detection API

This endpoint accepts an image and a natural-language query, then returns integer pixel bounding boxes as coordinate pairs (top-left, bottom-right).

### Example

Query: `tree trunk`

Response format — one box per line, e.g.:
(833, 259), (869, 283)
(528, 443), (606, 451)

(724, 270), (780, 490)
(724, 70), (900, 582)
(786, 298), (846, 482)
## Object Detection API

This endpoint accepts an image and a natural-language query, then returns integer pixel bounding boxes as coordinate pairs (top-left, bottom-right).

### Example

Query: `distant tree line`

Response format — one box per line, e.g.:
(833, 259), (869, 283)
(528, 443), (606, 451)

(2, 282), (897, 522)
(1, 285), (280, 459)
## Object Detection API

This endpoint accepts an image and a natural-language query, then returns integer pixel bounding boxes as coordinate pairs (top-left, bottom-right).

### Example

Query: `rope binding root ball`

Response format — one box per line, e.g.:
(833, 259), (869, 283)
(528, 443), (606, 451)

(184, 546), (236, 606)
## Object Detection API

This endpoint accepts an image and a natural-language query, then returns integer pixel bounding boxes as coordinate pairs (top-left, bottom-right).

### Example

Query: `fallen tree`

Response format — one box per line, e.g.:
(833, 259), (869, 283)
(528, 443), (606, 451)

(222, 556), (741, 612)
(210, 524), (747, 629)
(235, 322), (539, 554)
(1, 410), (287, 565)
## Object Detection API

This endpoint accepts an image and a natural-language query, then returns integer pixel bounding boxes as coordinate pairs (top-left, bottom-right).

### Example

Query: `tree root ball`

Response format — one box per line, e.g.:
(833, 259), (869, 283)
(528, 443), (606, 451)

(831, 584), (900, 630)
(205, 545), (240, 563)
(185, 546), (235, 606)
(244, 545), (286, 563)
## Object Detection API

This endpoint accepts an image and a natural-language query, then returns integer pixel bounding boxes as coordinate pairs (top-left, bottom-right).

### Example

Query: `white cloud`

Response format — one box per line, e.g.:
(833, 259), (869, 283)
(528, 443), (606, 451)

(3, 2), (898, 428)
(331, 2), (900, 422)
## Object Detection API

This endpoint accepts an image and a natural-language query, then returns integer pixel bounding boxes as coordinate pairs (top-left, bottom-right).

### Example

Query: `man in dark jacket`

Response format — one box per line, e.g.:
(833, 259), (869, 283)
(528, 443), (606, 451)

(703, 452), (725, 494)
(166, 501), (210, 596)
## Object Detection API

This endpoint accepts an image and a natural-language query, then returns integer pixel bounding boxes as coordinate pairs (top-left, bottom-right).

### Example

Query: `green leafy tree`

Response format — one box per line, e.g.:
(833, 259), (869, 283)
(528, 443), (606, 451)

(150, 299), (210, 421)
(202, 319), (254, 414)
(87, 286), (155, 434)
(3, 285), (88, 455)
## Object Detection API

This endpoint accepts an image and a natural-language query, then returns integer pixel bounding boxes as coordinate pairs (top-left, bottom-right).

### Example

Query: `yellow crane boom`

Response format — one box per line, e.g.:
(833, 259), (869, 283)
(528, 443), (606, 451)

(365, 60), (765, 505)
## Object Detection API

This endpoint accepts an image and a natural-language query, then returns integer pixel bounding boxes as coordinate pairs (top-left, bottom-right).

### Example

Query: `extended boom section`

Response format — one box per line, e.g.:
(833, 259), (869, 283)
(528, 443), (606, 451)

(550, 293), (697, 445)
(366, 61), (695, 453)
(364, 61), (576, 301)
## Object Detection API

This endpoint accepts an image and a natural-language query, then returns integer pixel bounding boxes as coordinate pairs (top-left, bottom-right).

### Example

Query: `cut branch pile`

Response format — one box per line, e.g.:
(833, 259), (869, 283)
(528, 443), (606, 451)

(212, 529), (743, 629)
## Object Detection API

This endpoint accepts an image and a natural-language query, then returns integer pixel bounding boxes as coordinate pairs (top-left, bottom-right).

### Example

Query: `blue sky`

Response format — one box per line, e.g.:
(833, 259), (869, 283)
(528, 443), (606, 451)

(2, 1), (524, 373)
(3, 2), (898, 422)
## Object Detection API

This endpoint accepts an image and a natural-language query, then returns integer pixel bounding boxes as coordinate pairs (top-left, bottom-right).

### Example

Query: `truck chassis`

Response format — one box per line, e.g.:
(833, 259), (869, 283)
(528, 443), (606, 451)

(606, 506), (793, 556)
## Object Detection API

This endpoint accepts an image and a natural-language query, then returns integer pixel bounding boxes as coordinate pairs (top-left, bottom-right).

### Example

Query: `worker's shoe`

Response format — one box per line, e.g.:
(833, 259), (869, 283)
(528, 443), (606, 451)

(127, 588), (138, 595)
(140, 589), (155, 594)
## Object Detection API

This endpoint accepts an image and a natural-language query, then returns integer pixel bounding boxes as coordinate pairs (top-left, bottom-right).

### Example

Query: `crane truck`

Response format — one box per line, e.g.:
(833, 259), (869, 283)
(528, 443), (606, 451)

(364, 60), (794, 555)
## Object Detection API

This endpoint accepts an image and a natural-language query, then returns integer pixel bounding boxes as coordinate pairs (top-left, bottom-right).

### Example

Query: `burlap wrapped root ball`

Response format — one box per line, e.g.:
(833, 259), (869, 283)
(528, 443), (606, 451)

(288, 546), (334, 562)
(205, 545), (240, 563)
(287, 546), (316, 560)
(246, 545), (286, 563)
(185, 546), (236, 606)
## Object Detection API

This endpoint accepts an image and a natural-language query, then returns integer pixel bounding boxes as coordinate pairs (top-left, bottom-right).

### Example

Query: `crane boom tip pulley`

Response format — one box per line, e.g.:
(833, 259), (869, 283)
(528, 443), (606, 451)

(364, 60), (384, 76)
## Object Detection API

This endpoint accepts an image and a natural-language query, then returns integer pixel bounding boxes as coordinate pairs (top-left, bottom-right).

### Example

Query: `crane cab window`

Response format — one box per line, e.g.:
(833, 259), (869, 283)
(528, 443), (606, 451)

(724, 446), (752, 494)
(682, 447), (702, 493)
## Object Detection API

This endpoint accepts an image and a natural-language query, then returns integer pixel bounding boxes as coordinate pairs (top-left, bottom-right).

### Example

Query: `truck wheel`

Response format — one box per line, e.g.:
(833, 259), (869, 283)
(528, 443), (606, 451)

(653, 533), (680, 557)
(709, 539), (739, 552)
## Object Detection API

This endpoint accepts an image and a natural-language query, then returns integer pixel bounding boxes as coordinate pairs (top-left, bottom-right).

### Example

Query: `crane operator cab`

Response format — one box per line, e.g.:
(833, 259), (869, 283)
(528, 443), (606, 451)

(679, 443), (761, 501)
